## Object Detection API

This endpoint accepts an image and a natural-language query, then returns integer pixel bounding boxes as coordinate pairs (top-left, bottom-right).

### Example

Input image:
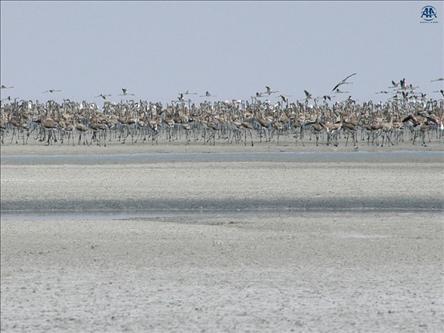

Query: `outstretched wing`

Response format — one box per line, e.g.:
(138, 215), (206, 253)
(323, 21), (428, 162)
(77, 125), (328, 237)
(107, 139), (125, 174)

(331, 83), (341, 92)
(342, 73), (357, 82)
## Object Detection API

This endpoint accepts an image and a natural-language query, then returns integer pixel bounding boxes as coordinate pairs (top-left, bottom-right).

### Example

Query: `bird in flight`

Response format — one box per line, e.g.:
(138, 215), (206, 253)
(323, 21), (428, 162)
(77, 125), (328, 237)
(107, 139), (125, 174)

(43, 89), (62, 93)
(96, 94), (112, 100)
(376, 91), (389, 94)
(200, 91), (216, 98)
(347, 96), (356, 104)
(120, 88), (135, 96)
(400, 78), (407, 90)
(322, 95), (331, 102)
(264, 86), (279, 95)
(431, 78), (444, 82)
(389, 80), (399, 88)
(1, 85), (14, 89)
(304, 90), (312, 100)
(433, 89), (444, 97)
(333, 88), (350, 94)
(279, 95), (289, 103)
(183, 90), (197, 95)
(331, 73), (357, 91)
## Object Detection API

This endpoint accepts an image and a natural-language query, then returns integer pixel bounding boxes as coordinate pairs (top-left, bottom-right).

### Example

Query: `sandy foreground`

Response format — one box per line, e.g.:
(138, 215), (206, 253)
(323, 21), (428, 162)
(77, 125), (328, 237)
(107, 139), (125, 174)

(1, 146), (444, 332)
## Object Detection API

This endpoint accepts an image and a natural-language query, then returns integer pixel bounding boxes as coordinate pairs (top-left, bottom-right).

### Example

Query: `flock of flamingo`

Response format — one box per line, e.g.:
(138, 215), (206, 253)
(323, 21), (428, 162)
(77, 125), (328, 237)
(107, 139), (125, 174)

(1, 74), (443, 148)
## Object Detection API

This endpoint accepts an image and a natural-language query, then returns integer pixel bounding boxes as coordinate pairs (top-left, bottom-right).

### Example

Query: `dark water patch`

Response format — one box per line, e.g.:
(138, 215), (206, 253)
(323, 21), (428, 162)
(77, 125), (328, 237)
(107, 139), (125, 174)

(1, 197), (442, 214)
(1, 151), (443, 165)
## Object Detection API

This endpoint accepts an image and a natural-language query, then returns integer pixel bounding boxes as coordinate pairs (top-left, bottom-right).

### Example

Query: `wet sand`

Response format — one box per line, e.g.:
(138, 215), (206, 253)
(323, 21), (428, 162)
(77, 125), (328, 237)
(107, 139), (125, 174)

(1, 155), (443, 212)
(1, 146), (443, 332)
(2, 140), (444, 156)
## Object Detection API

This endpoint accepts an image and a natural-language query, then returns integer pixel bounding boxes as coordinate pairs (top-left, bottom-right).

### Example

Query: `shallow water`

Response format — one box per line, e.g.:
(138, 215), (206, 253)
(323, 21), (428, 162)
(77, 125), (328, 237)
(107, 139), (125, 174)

(2, 150), (443, 165)
(2, 151), (443, 213)
(2, 197), (442, 214)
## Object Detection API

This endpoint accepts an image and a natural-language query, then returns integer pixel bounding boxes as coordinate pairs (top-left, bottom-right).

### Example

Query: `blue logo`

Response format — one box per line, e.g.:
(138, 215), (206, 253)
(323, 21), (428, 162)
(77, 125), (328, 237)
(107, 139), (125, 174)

(420, 5), (438, 22)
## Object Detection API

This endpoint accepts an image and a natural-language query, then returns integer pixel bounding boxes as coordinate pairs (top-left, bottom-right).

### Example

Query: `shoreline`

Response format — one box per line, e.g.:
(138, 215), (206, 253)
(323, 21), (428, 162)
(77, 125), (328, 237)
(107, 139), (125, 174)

(2, 158), (443, 213)
(2, 150), (443, 166)
(2, 140), (444, 156)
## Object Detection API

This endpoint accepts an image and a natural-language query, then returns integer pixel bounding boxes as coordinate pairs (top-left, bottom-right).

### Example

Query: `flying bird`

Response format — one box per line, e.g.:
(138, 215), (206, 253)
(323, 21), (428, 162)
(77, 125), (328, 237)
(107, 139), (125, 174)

(120, 88), (135, 96)
(96, 94), (112, 100)
(347, 96), (356, 104)
(200, 91), (216, 98)
(331, 73), (357, 91)
(433, 89), (444, 97)
(322, 95), (331, 102)
(431, 78), (444, 82)
(43, 89), (62, 93)
(333, 88), (350, 94)
(183, 90), (197, 95)
(177, 93), (193, 103)
(279, 95), (289, 103)
(304, 90), (312, 99)
(0, 85), (14, 89)
(376, 91), (389, 94)
(264, 86), (279, 95)
(400, 78), (406, 90)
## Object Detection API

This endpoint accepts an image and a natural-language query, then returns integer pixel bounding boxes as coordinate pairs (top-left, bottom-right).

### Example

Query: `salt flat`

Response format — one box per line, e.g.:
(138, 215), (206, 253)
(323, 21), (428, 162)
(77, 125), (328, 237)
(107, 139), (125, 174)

(1, 212), (443, 332)
(1, 147), (443, 332)
(1, 149), (443, 212)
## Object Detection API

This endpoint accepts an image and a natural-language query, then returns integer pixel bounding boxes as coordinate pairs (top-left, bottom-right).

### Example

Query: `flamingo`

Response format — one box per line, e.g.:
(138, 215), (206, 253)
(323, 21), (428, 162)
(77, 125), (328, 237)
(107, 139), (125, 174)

(264, 86), (279, 95)
(96, 94), (112, 100)
(120, 88), (135, 96)
(331, 73), (357, 91)
(200, 91), (216, 98)
(304, 90), (312, 100)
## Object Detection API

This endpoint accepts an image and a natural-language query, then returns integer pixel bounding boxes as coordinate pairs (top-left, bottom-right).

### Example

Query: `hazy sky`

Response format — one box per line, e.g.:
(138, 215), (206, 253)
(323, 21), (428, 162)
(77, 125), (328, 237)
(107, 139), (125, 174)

(1, 1), (443, 103)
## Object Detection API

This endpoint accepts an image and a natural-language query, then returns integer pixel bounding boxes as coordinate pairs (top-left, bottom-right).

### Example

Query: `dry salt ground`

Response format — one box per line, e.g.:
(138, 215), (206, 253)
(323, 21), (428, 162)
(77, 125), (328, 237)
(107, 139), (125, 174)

(1, 146), (443, 332)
